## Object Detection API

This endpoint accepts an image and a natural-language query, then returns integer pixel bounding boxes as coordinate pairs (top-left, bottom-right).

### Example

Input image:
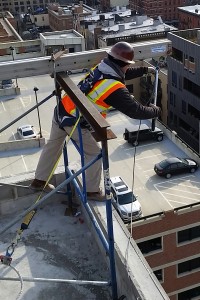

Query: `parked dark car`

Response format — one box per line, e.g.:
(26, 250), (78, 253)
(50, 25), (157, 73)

(66, 68), (89, 75)
(154, 157), (199, 179)
(123, 124), (163, 146)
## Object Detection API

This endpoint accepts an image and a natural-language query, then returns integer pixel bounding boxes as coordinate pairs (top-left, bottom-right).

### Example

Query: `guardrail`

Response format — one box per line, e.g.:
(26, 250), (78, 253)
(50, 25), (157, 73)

(157, 120), (200, 164)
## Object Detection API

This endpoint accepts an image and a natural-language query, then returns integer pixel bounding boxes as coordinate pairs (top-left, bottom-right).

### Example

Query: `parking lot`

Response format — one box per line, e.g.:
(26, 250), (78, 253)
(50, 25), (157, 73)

(106, 111), (200, 217)
(0, 74), (199, 218)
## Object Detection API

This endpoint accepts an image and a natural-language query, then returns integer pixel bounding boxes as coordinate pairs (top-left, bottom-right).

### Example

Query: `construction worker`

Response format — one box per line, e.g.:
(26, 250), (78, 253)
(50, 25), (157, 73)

(30, 41), (161, 200)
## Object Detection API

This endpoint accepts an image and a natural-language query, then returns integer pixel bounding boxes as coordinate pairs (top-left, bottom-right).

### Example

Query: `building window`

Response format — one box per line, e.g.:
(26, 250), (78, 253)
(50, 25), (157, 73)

(174, 115), (177, 126)
(184, 77), (200, 97)
(179, 75), (182, 90)
(177, 225), (200, 244)
(169, 92), (176, 107)
(137, 237), (162, 255)
(169, 111), (173, 123)
(172, 47), (183, 62)
(182, 100), (186, 114)
(170, 92), (173, 105)
(172, 71), (177, 88)
(178, 286), (200, 300)
(178, 257), (200, 275)
(153, 269), (163, 282)
(189, 56), (195, 73)
(184, 54), (188, 69)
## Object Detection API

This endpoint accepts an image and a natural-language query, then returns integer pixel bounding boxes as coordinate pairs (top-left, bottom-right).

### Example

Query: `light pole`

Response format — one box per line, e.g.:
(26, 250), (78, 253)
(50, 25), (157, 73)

(9, 46), (18, 87)
(33, 87), (43, 138)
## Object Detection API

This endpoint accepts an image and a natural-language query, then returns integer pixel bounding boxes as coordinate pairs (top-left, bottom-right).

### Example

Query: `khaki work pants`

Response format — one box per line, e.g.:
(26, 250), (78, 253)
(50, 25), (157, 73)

(35, 117), (102, 193)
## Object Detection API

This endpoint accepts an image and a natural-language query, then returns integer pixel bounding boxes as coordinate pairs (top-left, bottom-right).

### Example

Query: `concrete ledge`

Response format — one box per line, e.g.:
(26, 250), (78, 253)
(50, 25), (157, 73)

(0, 86), (20, 96)
(0, 137), (45, 152)
(88, 203), (169, 300)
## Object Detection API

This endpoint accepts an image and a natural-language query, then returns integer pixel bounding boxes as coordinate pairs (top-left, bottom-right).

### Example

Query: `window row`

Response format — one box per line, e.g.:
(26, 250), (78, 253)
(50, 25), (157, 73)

(137, 225), (200, 255)
(153, 256), (200, 282)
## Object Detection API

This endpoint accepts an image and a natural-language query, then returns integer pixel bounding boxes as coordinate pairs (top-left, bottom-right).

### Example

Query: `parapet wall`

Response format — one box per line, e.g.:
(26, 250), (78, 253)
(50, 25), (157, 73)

(0, 137), (45, 152)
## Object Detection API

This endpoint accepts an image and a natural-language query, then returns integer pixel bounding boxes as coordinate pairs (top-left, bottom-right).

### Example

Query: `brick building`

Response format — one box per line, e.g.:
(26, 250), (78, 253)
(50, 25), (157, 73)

(130, 205), (200, 299)
(48, 3), (73, 31)
(48, 3), (92, 32)
(0, 0), (51, 14)
(129, 0), (199, 26)
(178, 4), (200, 30)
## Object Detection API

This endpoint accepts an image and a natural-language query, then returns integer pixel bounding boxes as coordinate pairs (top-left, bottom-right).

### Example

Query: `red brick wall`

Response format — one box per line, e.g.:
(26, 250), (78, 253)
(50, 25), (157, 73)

(132, 210), (200, 239)
(178, 10), (200, 30)
(130, 208), (200, 296)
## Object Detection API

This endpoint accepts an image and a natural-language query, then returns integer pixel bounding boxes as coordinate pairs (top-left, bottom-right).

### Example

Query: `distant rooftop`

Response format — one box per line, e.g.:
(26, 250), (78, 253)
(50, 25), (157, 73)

(178, 4), (200, 15)
(170, 28), (200, 44)
(84, 7), (131, 22)
(97, 17), (176, 40)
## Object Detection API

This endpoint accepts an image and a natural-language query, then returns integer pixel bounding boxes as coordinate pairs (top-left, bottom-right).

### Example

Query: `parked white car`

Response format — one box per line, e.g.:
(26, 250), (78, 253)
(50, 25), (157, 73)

(110, 176), (142, 223)
(17, 125), (38, 139)
(0, 79), (14, 89)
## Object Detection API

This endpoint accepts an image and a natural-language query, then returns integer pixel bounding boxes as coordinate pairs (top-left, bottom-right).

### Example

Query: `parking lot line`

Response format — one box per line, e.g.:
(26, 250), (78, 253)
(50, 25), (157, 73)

(154, 184), (174, 208)
(1, 101), (6, 111)
(136, 152), (170, 161)
(12, 131), (16, 140)
(163, 181), (200, 189)
(160, 191), (199, 202)
(21, 155), (28, 171)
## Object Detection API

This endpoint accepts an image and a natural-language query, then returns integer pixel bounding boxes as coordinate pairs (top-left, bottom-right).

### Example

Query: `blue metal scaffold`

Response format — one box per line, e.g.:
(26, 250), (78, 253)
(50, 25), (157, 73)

(56, 72), (119, 300)
(0, 71), (120, 300)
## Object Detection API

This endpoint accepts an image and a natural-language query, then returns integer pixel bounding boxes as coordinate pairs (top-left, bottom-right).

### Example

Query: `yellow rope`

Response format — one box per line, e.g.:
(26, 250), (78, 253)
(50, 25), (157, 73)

(17, 115), (81, 235)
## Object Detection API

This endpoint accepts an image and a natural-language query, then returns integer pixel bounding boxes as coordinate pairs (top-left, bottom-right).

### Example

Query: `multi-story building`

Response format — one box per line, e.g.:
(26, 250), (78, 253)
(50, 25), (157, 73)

(130, 204), (200, 300)
(48, 3), (92, 32)
(48, 3), (74, 31)
(0, 0), (52, 15)
(167, 28), (200, 153)
(97, 15), (176, 48)
(129, 0), (199, 26)
(178, 4), (200, 30)
(100, 0), (129, 12)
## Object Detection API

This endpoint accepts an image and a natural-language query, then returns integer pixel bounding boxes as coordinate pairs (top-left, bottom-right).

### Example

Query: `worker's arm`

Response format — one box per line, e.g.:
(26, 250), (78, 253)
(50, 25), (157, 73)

(125, 67), (148, 80)
(104, 87), (161, 120)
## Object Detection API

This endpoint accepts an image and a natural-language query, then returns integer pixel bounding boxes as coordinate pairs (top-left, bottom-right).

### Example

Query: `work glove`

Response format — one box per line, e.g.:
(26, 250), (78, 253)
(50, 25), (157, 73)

(149, 103), (161, 116)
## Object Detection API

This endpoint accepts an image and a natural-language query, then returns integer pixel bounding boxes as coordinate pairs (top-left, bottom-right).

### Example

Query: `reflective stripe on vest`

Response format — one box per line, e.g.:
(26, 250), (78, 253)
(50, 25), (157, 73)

(61, 78), (125, 117)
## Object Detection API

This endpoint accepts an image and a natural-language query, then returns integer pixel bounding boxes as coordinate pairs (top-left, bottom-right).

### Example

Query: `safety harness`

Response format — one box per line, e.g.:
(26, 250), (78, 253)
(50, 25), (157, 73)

(57, 66), (125, 128)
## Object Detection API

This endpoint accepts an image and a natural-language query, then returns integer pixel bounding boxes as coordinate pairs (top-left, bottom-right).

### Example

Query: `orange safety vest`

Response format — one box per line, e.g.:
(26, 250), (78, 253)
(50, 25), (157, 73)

(61, 78), (125, 118)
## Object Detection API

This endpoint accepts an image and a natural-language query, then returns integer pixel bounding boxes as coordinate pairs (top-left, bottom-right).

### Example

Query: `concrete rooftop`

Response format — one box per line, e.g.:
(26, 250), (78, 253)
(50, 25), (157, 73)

(0, 199), (111, 300)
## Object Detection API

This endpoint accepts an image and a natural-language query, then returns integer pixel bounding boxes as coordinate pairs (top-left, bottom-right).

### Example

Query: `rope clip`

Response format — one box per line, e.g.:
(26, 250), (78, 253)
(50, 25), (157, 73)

(0, 255), (12, 265)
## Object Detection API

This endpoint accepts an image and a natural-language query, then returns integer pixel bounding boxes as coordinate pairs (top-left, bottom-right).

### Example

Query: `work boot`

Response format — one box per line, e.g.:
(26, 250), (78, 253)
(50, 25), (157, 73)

(87, 190), (106, 201)
(29, 179), (55, 193)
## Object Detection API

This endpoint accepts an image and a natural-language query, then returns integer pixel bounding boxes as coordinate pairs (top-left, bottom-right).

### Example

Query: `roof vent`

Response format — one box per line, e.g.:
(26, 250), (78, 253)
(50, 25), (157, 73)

(195, 9), (198, 13)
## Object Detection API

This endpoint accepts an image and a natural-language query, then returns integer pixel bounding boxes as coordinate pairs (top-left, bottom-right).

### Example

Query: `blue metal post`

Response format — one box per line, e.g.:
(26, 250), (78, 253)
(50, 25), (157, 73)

(62, 114), (118, 299)
(101, 139), (118, 300)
